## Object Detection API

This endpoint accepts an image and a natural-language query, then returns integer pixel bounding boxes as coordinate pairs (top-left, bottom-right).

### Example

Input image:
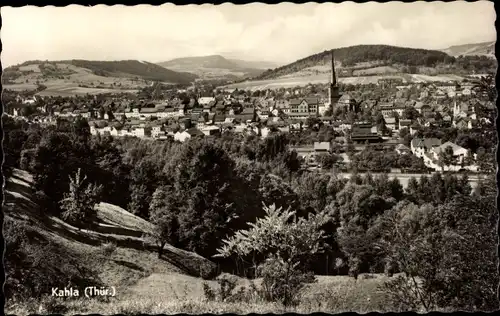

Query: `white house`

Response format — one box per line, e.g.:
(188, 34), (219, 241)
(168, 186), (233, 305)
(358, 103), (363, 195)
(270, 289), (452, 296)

(133, 127), (146, 138)
(198, 97), (215, 106)
(174, 130), (191, 142)
(151, 125), (163, 138)
(395, 144), (411, 155)
(257, 110), (270, 120)
(174, 128), (204, 142)
(200, 125), (220, 136)
(385, 117), (397, 131)
(398, 119), (412, 130)
(462, 88), (472, 96)
(314, 142), (331, 153)
(430, 141), (468, 164)
(410, 137), (442, 159)
(22, 96), (37, 105)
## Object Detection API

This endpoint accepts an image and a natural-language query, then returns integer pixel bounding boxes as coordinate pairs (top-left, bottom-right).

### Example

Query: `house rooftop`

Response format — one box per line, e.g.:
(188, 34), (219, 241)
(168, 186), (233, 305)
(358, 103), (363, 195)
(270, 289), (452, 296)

(411, 137), (441, 150)
(431, 141), (466, 155)
(314, 142), (331, 151)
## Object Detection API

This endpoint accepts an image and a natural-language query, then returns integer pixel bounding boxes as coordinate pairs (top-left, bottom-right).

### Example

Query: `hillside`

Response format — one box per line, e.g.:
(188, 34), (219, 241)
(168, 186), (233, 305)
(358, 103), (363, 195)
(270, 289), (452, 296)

(440, 41), (495, 57)
(3, 168), (218, 312)
(157, 55), (274, 80)
(226, 58), (281, 71)
(251, 44), (496, 83)
(2, 60), (198, 96)
(68, 60), (198, 84)
(4, 168), (394, 314)
(221, 73), (468, 91)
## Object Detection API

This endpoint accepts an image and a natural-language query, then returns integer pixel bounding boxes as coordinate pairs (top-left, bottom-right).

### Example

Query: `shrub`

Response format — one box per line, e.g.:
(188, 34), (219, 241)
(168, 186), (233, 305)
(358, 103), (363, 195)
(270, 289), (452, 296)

(203, 275), (238, 303)
(60, 168), (102, 228)
(100, 241), (117, 257)
(4, 218), (102, 303)
(258, 255), (316, 306)
(215, 203), (330, 307)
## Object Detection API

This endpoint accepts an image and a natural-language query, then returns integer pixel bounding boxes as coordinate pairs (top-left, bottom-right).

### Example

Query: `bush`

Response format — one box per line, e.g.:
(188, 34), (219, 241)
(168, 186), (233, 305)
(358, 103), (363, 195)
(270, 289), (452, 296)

(215, 203), (329, 307)
(37, 295), (70, 314)
(202, 275), (238, 303)
(4, 218), (102, 303)
(60, 168), (102, 228)
(20, 148), (36, 171)
(100, 241), (117, 257)
(257, 255), (316, 306)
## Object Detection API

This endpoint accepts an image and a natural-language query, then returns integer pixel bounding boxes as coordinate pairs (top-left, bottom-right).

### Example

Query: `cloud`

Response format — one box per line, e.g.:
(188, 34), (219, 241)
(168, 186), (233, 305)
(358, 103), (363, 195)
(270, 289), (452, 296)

(1, 2), (495, 67)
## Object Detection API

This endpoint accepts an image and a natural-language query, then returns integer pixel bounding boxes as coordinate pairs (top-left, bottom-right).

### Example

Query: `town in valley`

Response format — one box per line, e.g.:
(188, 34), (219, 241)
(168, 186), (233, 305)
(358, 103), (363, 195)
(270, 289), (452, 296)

(4, 50), (496, 185)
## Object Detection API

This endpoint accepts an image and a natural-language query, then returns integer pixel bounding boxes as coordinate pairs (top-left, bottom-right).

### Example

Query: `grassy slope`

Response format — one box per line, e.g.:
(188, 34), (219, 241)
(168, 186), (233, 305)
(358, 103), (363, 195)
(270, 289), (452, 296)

(4, 169), (394, 314)
(220, 73), (466, 91)
(2, 60), (197, 96)
(440, 41), (495, 57)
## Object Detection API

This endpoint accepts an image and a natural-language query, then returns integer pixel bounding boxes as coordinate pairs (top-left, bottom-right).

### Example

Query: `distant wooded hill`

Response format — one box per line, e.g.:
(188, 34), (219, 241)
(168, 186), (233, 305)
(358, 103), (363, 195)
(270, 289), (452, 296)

(253, 44), (497, 81)
(157, 55), (281, 80)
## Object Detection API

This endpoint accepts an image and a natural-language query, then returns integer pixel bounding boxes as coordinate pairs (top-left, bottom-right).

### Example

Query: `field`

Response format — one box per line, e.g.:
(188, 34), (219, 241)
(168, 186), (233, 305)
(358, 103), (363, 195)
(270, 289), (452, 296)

(4, 169), (397, 315)
(2, 62), (153, 96)
(163, 65), (249, 80)
(222, 73), (466, 91)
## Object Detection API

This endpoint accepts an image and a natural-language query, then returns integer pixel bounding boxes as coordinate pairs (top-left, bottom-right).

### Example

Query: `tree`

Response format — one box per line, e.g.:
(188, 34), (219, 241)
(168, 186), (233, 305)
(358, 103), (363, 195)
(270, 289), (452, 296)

(316, 152), (341, 170)
(402, 107), (420, 120)
(399, 128), (411, 147)
(128, 158), (161, 219)
(335, 183), (392, 275)
(475, 147), (494, 173)
(215, 203), (330, 307)
(463, 149), (475, 166)
(3, 125), (28, 178)
(59, 168), (102, 229)
(375, 180), (498, 312)
(472, 74), (496, 102)
(149, 186), (180, 258)
(405, 177), (420, 203)
(72, 116), (91, 142)
(163, 139), (254, 259)
(372, 201), (441, 311)
(438, 146), (456, 171)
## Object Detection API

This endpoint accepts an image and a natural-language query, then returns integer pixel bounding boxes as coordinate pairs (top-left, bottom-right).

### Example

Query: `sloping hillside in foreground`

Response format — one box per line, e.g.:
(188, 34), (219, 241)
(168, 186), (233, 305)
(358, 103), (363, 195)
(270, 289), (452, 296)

(4, 169), (394, 314)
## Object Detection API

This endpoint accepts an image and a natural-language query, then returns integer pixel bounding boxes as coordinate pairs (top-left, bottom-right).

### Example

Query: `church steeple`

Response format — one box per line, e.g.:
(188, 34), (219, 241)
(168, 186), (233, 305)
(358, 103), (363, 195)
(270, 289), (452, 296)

(331, 50), (337, 86)
(328, 50), (341, 109)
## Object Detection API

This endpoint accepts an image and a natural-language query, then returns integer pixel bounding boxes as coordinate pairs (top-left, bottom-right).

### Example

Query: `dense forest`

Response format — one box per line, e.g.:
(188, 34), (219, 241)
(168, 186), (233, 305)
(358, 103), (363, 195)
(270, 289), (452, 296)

(255, 45), (497, 80)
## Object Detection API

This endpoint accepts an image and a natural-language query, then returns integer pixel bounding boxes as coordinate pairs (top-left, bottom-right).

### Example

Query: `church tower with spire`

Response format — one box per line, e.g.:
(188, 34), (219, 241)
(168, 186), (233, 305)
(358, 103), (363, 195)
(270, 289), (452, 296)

(328, 51), (341, 111)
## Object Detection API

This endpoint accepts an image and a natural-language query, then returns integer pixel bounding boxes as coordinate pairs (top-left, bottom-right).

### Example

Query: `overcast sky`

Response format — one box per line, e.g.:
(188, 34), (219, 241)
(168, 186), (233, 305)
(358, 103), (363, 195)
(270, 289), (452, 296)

(1, 2), (496, 67)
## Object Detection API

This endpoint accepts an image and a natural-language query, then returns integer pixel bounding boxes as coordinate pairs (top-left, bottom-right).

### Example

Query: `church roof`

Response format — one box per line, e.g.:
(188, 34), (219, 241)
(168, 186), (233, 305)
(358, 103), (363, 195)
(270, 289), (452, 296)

(339, 94), (355, 103)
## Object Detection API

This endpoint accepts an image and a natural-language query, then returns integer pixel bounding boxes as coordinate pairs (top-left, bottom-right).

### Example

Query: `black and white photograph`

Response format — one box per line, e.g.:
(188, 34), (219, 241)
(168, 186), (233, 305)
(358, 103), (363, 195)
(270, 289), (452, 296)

(1, 2), (498, 314)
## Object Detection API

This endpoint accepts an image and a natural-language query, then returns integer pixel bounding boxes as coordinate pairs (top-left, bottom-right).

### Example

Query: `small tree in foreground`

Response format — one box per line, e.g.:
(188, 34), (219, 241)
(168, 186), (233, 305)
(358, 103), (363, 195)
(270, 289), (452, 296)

(59, 168), (102, 229)
(215, 203), (330, 307)
(148, 186), (180, 258)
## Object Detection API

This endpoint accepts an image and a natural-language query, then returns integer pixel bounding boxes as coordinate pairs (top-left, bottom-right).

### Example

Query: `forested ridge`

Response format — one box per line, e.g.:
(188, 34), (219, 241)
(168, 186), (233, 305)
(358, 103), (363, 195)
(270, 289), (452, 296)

(255, 45), (497, 80)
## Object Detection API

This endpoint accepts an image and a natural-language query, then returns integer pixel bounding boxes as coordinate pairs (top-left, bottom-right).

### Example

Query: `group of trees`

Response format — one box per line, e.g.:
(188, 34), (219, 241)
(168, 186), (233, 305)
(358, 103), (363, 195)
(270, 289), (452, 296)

(4, 104), (497, 311)
(349, 147), (427, 172)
